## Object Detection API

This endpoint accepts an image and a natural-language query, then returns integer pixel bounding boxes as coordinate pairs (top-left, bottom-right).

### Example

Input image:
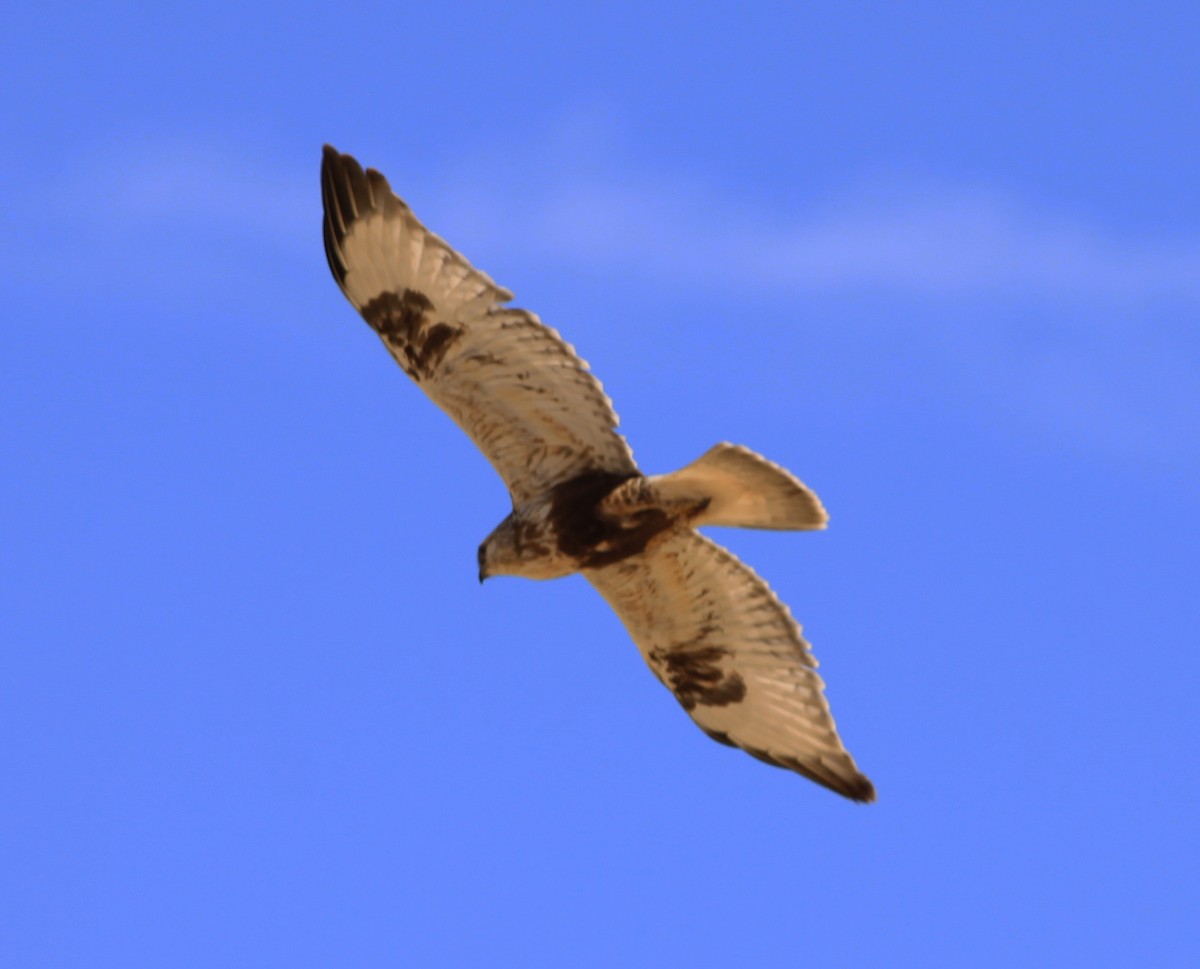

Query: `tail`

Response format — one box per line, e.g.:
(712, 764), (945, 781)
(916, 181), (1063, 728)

(650, 443), (828, 531)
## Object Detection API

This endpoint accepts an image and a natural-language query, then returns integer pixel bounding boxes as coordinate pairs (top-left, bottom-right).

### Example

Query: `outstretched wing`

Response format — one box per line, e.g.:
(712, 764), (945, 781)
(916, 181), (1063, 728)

(586, 529), (874, 801)
(321, 146), (636, 504)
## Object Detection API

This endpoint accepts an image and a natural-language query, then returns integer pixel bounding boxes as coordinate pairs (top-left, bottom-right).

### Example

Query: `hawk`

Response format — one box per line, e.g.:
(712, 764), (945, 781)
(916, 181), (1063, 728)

(321, 146), (875, 802)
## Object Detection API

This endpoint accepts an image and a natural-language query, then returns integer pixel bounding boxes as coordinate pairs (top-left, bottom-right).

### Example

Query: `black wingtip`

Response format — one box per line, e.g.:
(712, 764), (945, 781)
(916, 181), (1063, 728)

(846, 776), (877, 804)
(792, 766), (877, 804)
(810, 766), (876, 804)
(740, 743), (876, 803)
(320, 145), (368, 289)
(797, 765), (876, 803)
(320, 146), (409, 295)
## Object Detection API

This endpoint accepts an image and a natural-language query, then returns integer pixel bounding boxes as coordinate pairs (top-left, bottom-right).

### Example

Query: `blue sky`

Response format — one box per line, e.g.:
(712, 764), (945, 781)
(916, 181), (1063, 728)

(3, 2), (1198, 966)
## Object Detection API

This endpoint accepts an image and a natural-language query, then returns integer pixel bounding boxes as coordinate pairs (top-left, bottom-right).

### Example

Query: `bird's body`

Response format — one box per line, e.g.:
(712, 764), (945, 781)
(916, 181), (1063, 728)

(321, 146), (875, 802)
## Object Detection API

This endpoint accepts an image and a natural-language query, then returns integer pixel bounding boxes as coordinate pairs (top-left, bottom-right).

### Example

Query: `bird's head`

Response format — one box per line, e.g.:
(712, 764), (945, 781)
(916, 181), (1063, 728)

(477, 510), (572, 583)
(477, 516), (521, 583)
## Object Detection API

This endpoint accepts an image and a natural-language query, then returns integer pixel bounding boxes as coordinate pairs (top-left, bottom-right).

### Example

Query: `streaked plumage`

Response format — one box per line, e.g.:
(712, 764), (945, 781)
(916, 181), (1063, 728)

(321, 146), (874, 802)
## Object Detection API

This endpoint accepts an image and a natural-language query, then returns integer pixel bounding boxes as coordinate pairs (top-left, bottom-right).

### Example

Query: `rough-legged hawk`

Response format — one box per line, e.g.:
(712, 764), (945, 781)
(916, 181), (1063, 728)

(321, 146), (874, 802)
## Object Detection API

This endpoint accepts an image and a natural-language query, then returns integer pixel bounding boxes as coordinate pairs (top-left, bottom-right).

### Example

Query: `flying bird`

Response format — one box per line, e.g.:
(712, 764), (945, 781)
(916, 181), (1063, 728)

(321, 146), (875, 802)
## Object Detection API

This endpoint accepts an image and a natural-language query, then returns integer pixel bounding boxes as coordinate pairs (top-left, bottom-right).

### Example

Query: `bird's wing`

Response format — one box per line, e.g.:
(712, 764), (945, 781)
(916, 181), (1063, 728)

(321, 146), (636, 504)
(585, 528), (874, 801)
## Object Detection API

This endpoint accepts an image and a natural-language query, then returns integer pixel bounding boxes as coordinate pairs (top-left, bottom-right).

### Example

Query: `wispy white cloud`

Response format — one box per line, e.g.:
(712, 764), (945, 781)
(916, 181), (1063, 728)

(752, 192), (1200, 302)
(19, 127), (1200, 306)
(60, 137), (313, 242)
(420, 118), (1199, 467)
(330, 104), (1191, 305)
(437, 167), (1200, 305)
(8, 127), (1197, 467)
(5, 135), (315, 306)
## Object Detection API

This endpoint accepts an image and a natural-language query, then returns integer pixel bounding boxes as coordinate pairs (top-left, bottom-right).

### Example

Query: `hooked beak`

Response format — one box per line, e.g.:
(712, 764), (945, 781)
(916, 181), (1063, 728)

(478, 565), (487, 584)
